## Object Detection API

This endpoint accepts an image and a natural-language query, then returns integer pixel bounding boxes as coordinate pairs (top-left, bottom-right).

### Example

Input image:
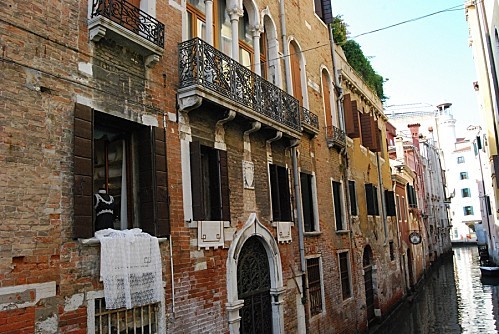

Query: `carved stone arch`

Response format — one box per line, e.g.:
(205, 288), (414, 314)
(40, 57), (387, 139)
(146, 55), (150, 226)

(242, 0), (259, 27)
(226, 213), (285, 334)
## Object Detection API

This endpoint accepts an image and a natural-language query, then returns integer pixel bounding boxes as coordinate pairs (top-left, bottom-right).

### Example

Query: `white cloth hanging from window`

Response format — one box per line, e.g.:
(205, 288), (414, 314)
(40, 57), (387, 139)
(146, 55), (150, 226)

(95, 228), (163, 309)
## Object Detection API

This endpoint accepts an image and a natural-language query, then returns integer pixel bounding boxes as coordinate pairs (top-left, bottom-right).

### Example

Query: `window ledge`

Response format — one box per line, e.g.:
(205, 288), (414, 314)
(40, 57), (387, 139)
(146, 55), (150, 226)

(335, 230), (350, 234)
(80, 236), (169, 246)
(304, 231), (322, 237)
(187, 220), (231, 228)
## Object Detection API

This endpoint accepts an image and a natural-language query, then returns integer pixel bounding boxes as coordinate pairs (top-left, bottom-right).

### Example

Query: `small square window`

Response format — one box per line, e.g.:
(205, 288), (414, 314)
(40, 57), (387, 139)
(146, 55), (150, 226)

(463, 206), (474, 216)
(461, 188), (471, 197)
(459, 172), (468, 180)
(457, 156), (465, 164)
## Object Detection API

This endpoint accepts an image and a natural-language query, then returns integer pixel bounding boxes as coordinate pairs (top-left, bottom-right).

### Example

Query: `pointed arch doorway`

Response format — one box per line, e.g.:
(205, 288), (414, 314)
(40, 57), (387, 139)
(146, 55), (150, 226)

(226, 213), (285, 334)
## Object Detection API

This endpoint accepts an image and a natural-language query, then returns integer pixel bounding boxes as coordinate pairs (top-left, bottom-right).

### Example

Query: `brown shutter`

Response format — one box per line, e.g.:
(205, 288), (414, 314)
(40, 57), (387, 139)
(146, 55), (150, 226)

(345, 95), (361, 138)
(190, 141), (205, 221)
(290, 43), (303, 106)
(139, 126), (155, 235)
(154, 127), (170, 236)
(279, 166), (292, 221)
(219, 150), (230, 221)
(361, 111), (375, 149)
(74, 103), (94, 238)
(322, 72), (332, 128)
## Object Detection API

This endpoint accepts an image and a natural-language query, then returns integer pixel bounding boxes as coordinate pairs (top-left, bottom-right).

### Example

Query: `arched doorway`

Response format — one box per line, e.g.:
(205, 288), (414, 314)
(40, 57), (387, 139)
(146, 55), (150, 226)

(237, 236), (273, 334)
(363, 246), (375, 323)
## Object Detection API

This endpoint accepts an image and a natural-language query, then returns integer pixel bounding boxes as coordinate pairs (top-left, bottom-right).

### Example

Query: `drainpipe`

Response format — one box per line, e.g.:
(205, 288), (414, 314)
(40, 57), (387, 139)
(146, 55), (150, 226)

(376, 152), (389, 245)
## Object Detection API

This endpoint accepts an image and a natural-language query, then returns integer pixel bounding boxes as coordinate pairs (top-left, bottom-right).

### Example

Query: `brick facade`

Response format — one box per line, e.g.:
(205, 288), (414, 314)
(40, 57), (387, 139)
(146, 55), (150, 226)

(0, 0), (449, 333)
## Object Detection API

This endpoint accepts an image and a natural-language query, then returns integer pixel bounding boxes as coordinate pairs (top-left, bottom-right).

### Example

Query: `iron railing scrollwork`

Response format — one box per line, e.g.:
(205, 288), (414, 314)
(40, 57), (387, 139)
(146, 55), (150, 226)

(300, 106), (319, 132)
(325, 125), (346, 147)
(91, 0), (165, 48)
(178, 38), (301, 132)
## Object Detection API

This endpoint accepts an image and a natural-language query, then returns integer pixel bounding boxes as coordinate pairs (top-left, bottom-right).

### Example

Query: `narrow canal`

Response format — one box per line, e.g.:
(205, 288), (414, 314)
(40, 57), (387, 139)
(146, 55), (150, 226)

(375, 245), (499, 334)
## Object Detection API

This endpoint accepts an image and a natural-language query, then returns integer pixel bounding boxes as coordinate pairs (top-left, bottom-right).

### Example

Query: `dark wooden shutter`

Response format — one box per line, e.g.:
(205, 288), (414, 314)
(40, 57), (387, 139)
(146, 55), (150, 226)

(269, 164), (280, 220)
(365, 183), (375, 216)
(385, 190), (396, 216)
(154, 127), (170, 236)
(74, 104), (94, 238)
(301, 173), (314, 231)
(314, 0), (323, 19)
(361, 111), (374, 149)
(138, 126), (155, 235)
(290, 43), (303, 106)
(278, 166), (292, 221)
(190, 141), (205, 221)
(345, 96), (361, 139)
(348, 180), (357, 216)
(219, 150), (230, 221)
(332, 181), (343, 230)
(320, 0), (333, 24)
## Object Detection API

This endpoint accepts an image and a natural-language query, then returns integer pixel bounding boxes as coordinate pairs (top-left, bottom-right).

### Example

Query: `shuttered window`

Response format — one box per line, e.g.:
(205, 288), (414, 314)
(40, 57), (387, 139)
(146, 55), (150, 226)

(190, 141), (230, 221)
(314, 0), (333, 24)
(290, 42), (303, 106)
(339, 252), (351, 300)
(332, 181), (344, 230)
(348, 180), (357, 216)
(365, 183), (379, 216)
(385, 190), (396, 216)
(269, 164), (292, 222)
(361, 111), (380, 152)
(344, 94), (360, 138)
(301, 172), (316, 232)
(73, 103), (170, 238)
(307, 257), (323, 316)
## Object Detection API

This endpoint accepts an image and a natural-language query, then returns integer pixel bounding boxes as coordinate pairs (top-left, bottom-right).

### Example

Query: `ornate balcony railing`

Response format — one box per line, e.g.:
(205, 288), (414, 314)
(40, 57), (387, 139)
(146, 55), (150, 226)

(178, 38), (301, 132)
(300, 106), (319, 133)
(325, 125), (346, 149)
(91, 0), (164, 48)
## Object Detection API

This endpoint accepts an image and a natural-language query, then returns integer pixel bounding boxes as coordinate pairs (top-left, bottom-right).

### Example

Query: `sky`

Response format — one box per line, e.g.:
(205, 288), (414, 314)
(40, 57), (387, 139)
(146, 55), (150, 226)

(332, 0), (480, 136)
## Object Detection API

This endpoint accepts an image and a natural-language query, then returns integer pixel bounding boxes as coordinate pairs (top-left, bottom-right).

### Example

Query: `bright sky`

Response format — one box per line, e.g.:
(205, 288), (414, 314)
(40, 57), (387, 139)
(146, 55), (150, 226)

(332, 0), (480, 136)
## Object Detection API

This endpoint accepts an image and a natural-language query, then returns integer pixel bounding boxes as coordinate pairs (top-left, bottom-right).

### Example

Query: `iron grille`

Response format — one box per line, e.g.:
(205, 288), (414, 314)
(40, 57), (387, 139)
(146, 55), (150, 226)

(178, 38), (301, 132)
(300, 106), (319, 132)
(91, 0), (165, 48)
(325, 125), (346, 148)
(307, 257), (322, 316)
(94, 298), (159, 334)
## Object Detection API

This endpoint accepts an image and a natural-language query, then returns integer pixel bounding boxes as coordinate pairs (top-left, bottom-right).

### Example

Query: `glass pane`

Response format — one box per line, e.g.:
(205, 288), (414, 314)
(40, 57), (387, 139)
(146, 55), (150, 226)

(218, 0), (232, 56)
(197, 18), (206, 40)
(188, 0), (205, 13)
(238, 12), (253, 46)
(240, 48), (251, 69)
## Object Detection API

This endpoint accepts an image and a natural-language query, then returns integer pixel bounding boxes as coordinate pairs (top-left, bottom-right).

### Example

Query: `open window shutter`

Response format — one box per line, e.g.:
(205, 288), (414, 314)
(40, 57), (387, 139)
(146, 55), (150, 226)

(385, 190), (396, 216)
(332, 181), (343, 230)
(314, 0), (323, 19)
(371, 119), (381, 152)
(373, 186), (379, 215)
(348, 181), (357, 216)
(361, 111), (374, 149)
(138, 126), (155, 235)
(74, 103), (94, 238)
(219, 150), (230, 221)
(154, 127), (170, 236)
(320, 0), (333, 24)
(190, 141), (205, 221)
(365, 183), (375, 216)
(279, 166), (292, 221)
(346, 99), (361, 138)
(344, 94), (355, 136)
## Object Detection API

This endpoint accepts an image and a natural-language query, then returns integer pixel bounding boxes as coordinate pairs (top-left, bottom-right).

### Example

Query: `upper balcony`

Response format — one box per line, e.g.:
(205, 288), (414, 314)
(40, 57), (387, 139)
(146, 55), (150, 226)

(178, 38), (310, 137)
(88, 0), (165, 66)
(325, 125), (346, 150)
(301, 106), (320, 135)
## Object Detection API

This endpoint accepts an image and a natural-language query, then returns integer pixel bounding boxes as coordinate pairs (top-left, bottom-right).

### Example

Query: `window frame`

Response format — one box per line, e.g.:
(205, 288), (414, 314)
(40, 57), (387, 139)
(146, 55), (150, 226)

(269, 163), (292, 222)
(306, 256), (324, 317)
(332, 179), (346, 231)
(457, 156), (465, 164)
(459, 171), (468, 180)
(348, 180), (358, 216)
(463, 206), (474, 216)
(365, 183), (379, 216)
(301, 171), (319, 233)
(461, 188), (471, 198)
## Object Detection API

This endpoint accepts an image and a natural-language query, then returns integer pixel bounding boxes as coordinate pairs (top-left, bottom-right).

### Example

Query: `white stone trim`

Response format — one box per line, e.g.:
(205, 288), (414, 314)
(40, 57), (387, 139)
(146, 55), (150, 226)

(0, 281), (56, 311)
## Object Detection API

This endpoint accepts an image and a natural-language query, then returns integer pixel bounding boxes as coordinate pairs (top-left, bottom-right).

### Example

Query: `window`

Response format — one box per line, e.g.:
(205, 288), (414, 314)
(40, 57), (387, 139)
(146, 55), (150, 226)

(406, 184), (417, 208)
(463, 206), (474, 216)
(290, 42), (304, 106)
(389, 241), (395, 261)
(396, 194), (402, 222)
(322, 70), (334, 128)
(339, 252), (352, 300)
(301, 172), (318, 232)
(459, 172), (468, 180)
(457, 156), (465, 164)
(461, 188), (471, 198)
(190, 141), (230, 221)
(269, 164), (292, 222)
(348, 180), (358, 216)
(314, 0), (332, 24)
(332, 180), (345, 230)
(365, 183), (379, 216)
(73, 104), (169, 238)
(307, 257), (323, 316)
(385, 190), (396, 216)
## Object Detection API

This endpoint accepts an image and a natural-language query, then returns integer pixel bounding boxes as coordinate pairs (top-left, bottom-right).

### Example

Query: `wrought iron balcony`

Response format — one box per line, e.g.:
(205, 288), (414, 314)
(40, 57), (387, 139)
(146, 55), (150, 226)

(178, 38), (301, 133)
(325, 125), (346, 149)
(90, 0), (165, 49)
(300, 106), (319, 134)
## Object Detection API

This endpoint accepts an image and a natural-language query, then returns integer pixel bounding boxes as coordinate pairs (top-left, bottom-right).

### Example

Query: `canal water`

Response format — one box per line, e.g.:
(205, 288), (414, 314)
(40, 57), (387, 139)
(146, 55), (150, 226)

(375, 245), (499, 334)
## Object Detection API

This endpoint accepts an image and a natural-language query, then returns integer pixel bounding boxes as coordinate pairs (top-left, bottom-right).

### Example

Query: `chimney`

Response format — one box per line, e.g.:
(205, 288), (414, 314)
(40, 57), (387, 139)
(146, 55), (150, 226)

(408, 123), (421, 150)
(395, 136), (405, 165)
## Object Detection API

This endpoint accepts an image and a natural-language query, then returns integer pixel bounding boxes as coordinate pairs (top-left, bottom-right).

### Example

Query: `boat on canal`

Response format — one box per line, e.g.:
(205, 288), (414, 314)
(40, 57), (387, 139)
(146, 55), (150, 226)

(479, 265), (499, 277)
